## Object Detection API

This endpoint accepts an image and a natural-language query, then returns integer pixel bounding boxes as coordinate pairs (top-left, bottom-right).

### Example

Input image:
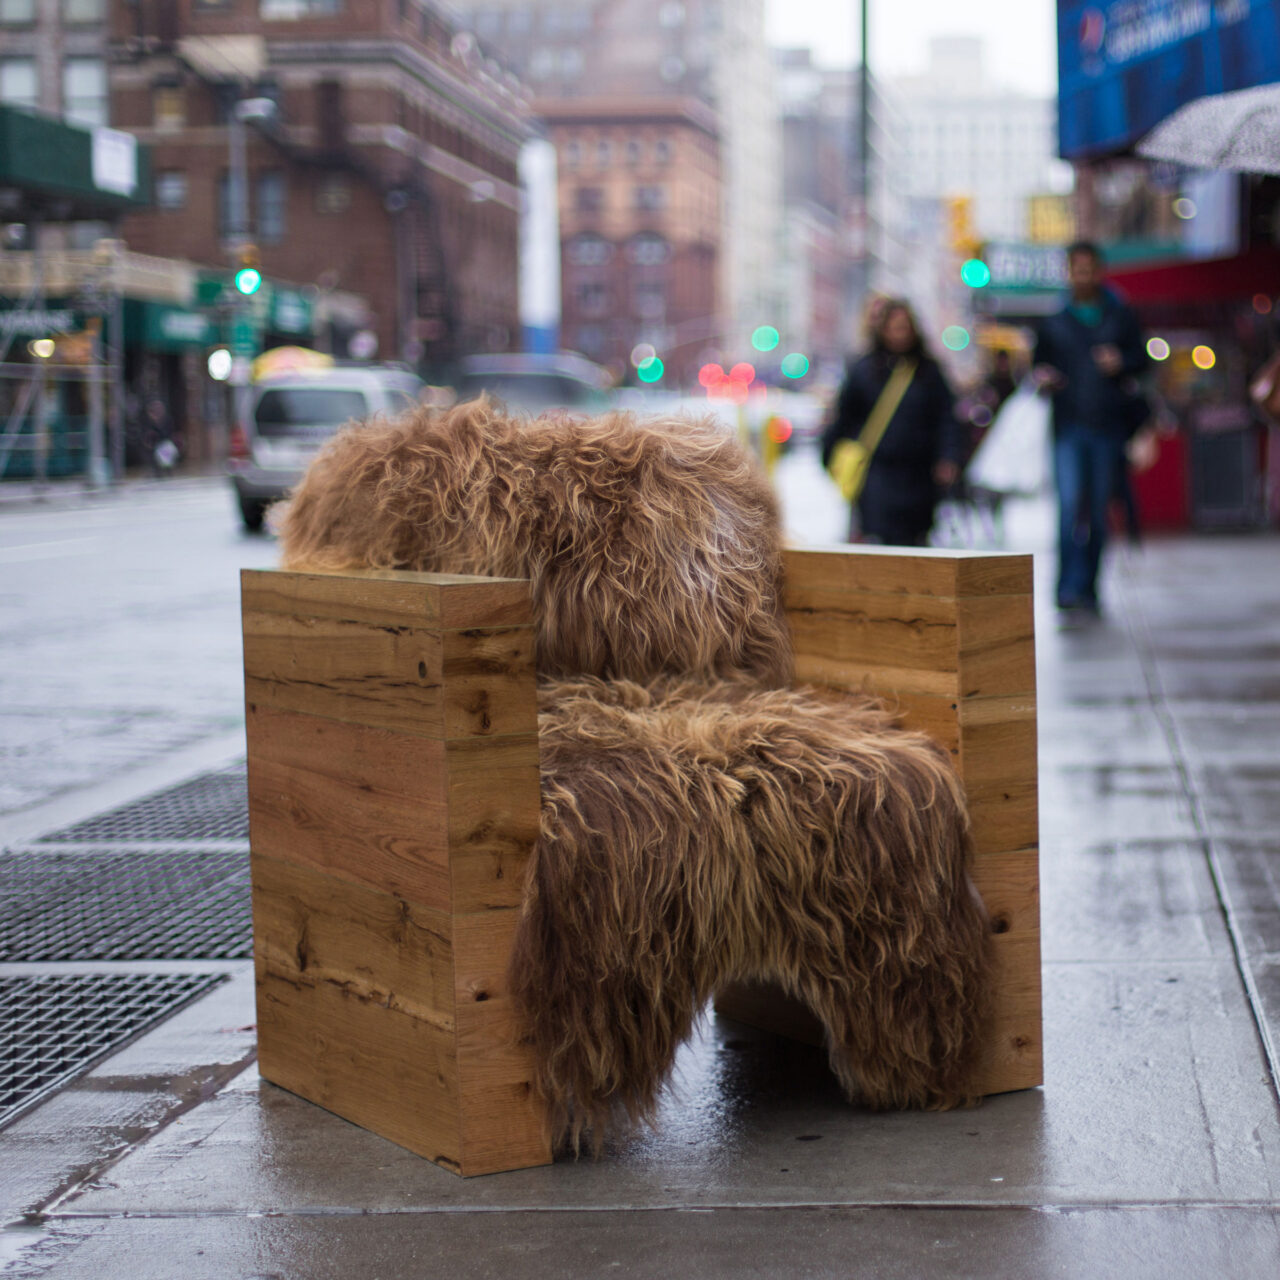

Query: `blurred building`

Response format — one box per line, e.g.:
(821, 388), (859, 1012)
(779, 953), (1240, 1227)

(106, 0), (535, 374)
(774, 49), (907, 373)
(893, 38), (1068, 243)
(540, 97), (718, 383)
(0, 0), (114, 247)
(453, 0), (785, 375)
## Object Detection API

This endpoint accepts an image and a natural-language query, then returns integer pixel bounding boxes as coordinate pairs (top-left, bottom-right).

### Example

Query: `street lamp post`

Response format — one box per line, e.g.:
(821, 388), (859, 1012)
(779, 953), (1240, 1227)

(226, 97), (276, 437)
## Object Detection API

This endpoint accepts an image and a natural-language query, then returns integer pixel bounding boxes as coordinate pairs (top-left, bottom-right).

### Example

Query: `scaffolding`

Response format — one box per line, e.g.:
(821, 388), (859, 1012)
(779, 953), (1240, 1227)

(0, 104), (149, 485)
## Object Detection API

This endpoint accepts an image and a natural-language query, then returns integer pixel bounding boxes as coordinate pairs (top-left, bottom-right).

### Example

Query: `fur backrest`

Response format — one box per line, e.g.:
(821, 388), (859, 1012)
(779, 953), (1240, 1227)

(278, 400), (793, 686)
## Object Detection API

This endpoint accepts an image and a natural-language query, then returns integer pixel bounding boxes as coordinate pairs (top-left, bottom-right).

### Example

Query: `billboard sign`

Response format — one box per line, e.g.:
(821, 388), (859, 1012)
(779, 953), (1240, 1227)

(1059, 0), (1280, 159)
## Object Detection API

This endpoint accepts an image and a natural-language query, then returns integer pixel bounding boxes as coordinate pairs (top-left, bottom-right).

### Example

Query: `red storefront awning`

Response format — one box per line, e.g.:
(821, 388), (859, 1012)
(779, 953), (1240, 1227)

(1108, 245), (1280, 307)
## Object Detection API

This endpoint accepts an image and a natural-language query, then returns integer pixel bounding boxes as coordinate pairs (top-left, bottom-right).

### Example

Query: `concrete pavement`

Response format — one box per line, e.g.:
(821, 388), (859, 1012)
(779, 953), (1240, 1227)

(2, 474), (1280, 1277)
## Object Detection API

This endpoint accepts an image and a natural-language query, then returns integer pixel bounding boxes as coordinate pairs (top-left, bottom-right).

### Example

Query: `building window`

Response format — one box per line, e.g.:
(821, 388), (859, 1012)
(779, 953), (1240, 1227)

(62, 0), (106, 21)
(634, 185), (665, 211)
(155, 170), (188, 210)
(63, 58), (107, 127)
(575, 186), (603, 213)
(575, 281), (609, 317)
(560, 47), (584, 78)
(257, 171), (286, 243)
(563, 140), (581, 169)
(0, 0), (35, 24)
(507, 6), (532, 33)
(0, 58), (37, 110)
(625, 139), (642, 166)
(627, 233), (670, 265)
(654, 138), (672, 165)
(529, 48), (555, 79)
(594, 140), (611, 168)
(316, 172), (351, 214)
(153, 85), (186, 130)
(566, 234), (612, 266)
(260, 0), (342, 17)
(632, 280), (665, 319)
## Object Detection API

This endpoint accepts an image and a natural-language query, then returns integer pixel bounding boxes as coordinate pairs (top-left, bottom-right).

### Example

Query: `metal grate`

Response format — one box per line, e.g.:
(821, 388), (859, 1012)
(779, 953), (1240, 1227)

(37, 765), (249, 844)
(0, 972), (225, 1128)
(0, 848), (251, 962)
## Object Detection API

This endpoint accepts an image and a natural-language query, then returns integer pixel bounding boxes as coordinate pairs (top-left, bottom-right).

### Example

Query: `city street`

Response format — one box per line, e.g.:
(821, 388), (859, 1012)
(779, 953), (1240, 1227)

(0, 479), (275, 836)
(2, 460), (1280, 1276)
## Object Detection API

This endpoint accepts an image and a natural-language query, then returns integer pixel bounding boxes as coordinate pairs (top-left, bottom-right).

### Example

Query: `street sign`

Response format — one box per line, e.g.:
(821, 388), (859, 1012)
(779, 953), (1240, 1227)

(230, 313), (258, 359)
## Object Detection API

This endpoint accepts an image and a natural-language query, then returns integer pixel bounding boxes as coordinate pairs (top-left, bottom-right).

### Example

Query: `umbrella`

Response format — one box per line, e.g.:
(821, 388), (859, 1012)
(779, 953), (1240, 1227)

(1138, 83), (1280, 174)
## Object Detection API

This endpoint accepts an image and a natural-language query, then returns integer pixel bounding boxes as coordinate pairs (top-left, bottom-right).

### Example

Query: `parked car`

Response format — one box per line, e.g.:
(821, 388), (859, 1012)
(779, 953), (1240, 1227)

(228, 365), (424, 531)
(454, 352), (612, 414)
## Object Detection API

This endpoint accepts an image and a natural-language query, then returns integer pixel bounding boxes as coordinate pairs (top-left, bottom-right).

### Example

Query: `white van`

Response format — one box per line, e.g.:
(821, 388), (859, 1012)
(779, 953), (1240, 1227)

(228, 365), (423, 531)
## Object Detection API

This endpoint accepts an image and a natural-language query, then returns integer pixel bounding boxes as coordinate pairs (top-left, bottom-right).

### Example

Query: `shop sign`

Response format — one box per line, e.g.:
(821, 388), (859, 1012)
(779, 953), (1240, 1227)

(270, 287), (312, 335)
(92, 127), (139, 198)
(983, 243), (1069, 292)
(0, 306), (78, 336)
(1059, 0), (1280, 159)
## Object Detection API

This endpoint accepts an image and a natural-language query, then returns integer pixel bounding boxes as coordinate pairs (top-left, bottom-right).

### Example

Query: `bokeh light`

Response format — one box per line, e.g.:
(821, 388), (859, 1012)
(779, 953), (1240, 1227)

(766, 417), (793, 444)
(1254, 294), (1274, 315)
(698, 362), (724, 388)
(729, 361), (756, 383)
(751, 325), (780, 352)
(1191, 345), (1216, 370)
(780, 352), (809, 379)
(960, 259), (991, 288)
(27, 338), (55, 359)
(207, 347), (233, 381)
(636, 355), (665, 383)
(630, 342), (656, 368)
(1172, 197), (1197, 220)
(1146, 337), (1171, 361)
(941, 326), (970, 352)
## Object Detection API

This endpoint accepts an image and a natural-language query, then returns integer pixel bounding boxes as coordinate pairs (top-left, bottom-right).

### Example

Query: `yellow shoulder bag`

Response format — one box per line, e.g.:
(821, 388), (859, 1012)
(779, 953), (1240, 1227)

(828, 359), (917, 503)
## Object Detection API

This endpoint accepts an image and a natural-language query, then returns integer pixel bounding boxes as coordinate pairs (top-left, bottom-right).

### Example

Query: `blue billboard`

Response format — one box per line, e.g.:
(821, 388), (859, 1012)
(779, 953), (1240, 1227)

(1059, 1), (1280, 159)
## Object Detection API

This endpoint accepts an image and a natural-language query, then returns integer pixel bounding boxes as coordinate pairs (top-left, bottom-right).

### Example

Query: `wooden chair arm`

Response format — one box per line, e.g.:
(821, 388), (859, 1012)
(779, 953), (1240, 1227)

(717, 546), (1042, 1096)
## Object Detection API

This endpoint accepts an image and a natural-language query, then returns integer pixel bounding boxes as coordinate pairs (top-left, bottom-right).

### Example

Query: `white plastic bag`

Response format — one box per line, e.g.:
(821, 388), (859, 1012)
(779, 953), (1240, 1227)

(965, 384), (1051, 497)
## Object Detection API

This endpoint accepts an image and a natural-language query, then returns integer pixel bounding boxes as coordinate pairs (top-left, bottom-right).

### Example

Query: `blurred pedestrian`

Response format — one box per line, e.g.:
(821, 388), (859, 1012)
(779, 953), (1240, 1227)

(1033, 241), (1148, 615)
(821, 299), (963, 546)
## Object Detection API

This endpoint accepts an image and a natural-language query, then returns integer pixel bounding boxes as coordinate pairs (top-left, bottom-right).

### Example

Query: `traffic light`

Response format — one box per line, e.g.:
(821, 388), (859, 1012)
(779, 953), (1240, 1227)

(946, 196), (977, 254)
(234, 244), (262, 296)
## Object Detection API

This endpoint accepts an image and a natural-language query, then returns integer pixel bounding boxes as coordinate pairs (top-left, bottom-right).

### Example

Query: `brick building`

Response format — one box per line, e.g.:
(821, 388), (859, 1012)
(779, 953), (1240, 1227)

(453, 0), (783, 368)
(106, 0), (536, 372)
(543, 97), (718, 383)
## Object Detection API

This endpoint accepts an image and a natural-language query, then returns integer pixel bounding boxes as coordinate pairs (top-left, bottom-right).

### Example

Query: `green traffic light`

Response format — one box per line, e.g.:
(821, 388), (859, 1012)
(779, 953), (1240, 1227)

(234, 267), (263, 296)
(960, 259), (991, 288)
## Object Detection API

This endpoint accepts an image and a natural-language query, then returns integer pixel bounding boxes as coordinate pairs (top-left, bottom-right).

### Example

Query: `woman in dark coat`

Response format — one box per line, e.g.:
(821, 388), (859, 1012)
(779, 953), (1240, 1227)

(821, 300), (963, 546)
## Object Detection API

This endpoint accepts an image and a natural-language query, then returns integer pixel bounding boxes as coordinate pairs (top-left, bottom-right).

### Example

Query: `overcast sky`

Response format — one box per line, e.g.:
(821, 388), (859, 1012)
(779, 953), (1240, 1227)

(764, 0), (1059, 96)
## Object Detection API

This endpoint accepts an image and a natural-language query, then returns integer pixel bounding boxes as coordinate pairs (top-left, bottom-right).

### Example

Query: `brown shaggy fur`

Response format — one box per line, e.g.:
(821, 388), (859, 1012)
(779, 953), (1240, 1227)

(277, 404), (993, 1151)
(520, 676), (991, 1149)
(278, 400), (792, 686)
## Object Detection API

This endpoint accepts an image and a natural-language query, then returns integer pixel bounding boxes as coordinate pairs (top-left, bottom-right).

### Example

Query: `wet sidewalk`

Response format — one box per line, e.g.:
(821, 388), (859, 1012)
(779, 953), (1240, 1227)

(3, 532), (1280, 1278)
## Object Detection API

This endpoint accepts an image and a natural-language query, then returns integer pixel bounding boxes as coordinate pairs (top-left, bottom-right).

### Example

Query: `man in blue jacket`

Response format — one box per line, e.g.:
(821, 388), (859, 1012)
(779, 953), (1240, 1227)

(1034, 241), (1147, 615)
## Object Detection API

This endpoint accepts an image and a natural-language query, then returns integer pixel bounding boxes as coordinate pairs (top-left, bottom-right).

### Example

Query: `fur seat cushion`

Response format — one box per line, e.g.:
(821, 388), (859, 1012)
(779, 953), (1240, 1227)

(519, 676), (993, 1149)
(278, 401), (792, 687)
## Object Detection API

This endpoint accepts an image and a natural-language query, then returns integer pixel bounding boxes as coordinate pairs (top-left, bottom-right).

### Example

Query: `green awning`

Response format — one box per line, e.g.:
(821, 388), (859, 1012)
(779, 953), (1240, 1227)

(0, 105), (150, 216)
(124, 300), (216, 351)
